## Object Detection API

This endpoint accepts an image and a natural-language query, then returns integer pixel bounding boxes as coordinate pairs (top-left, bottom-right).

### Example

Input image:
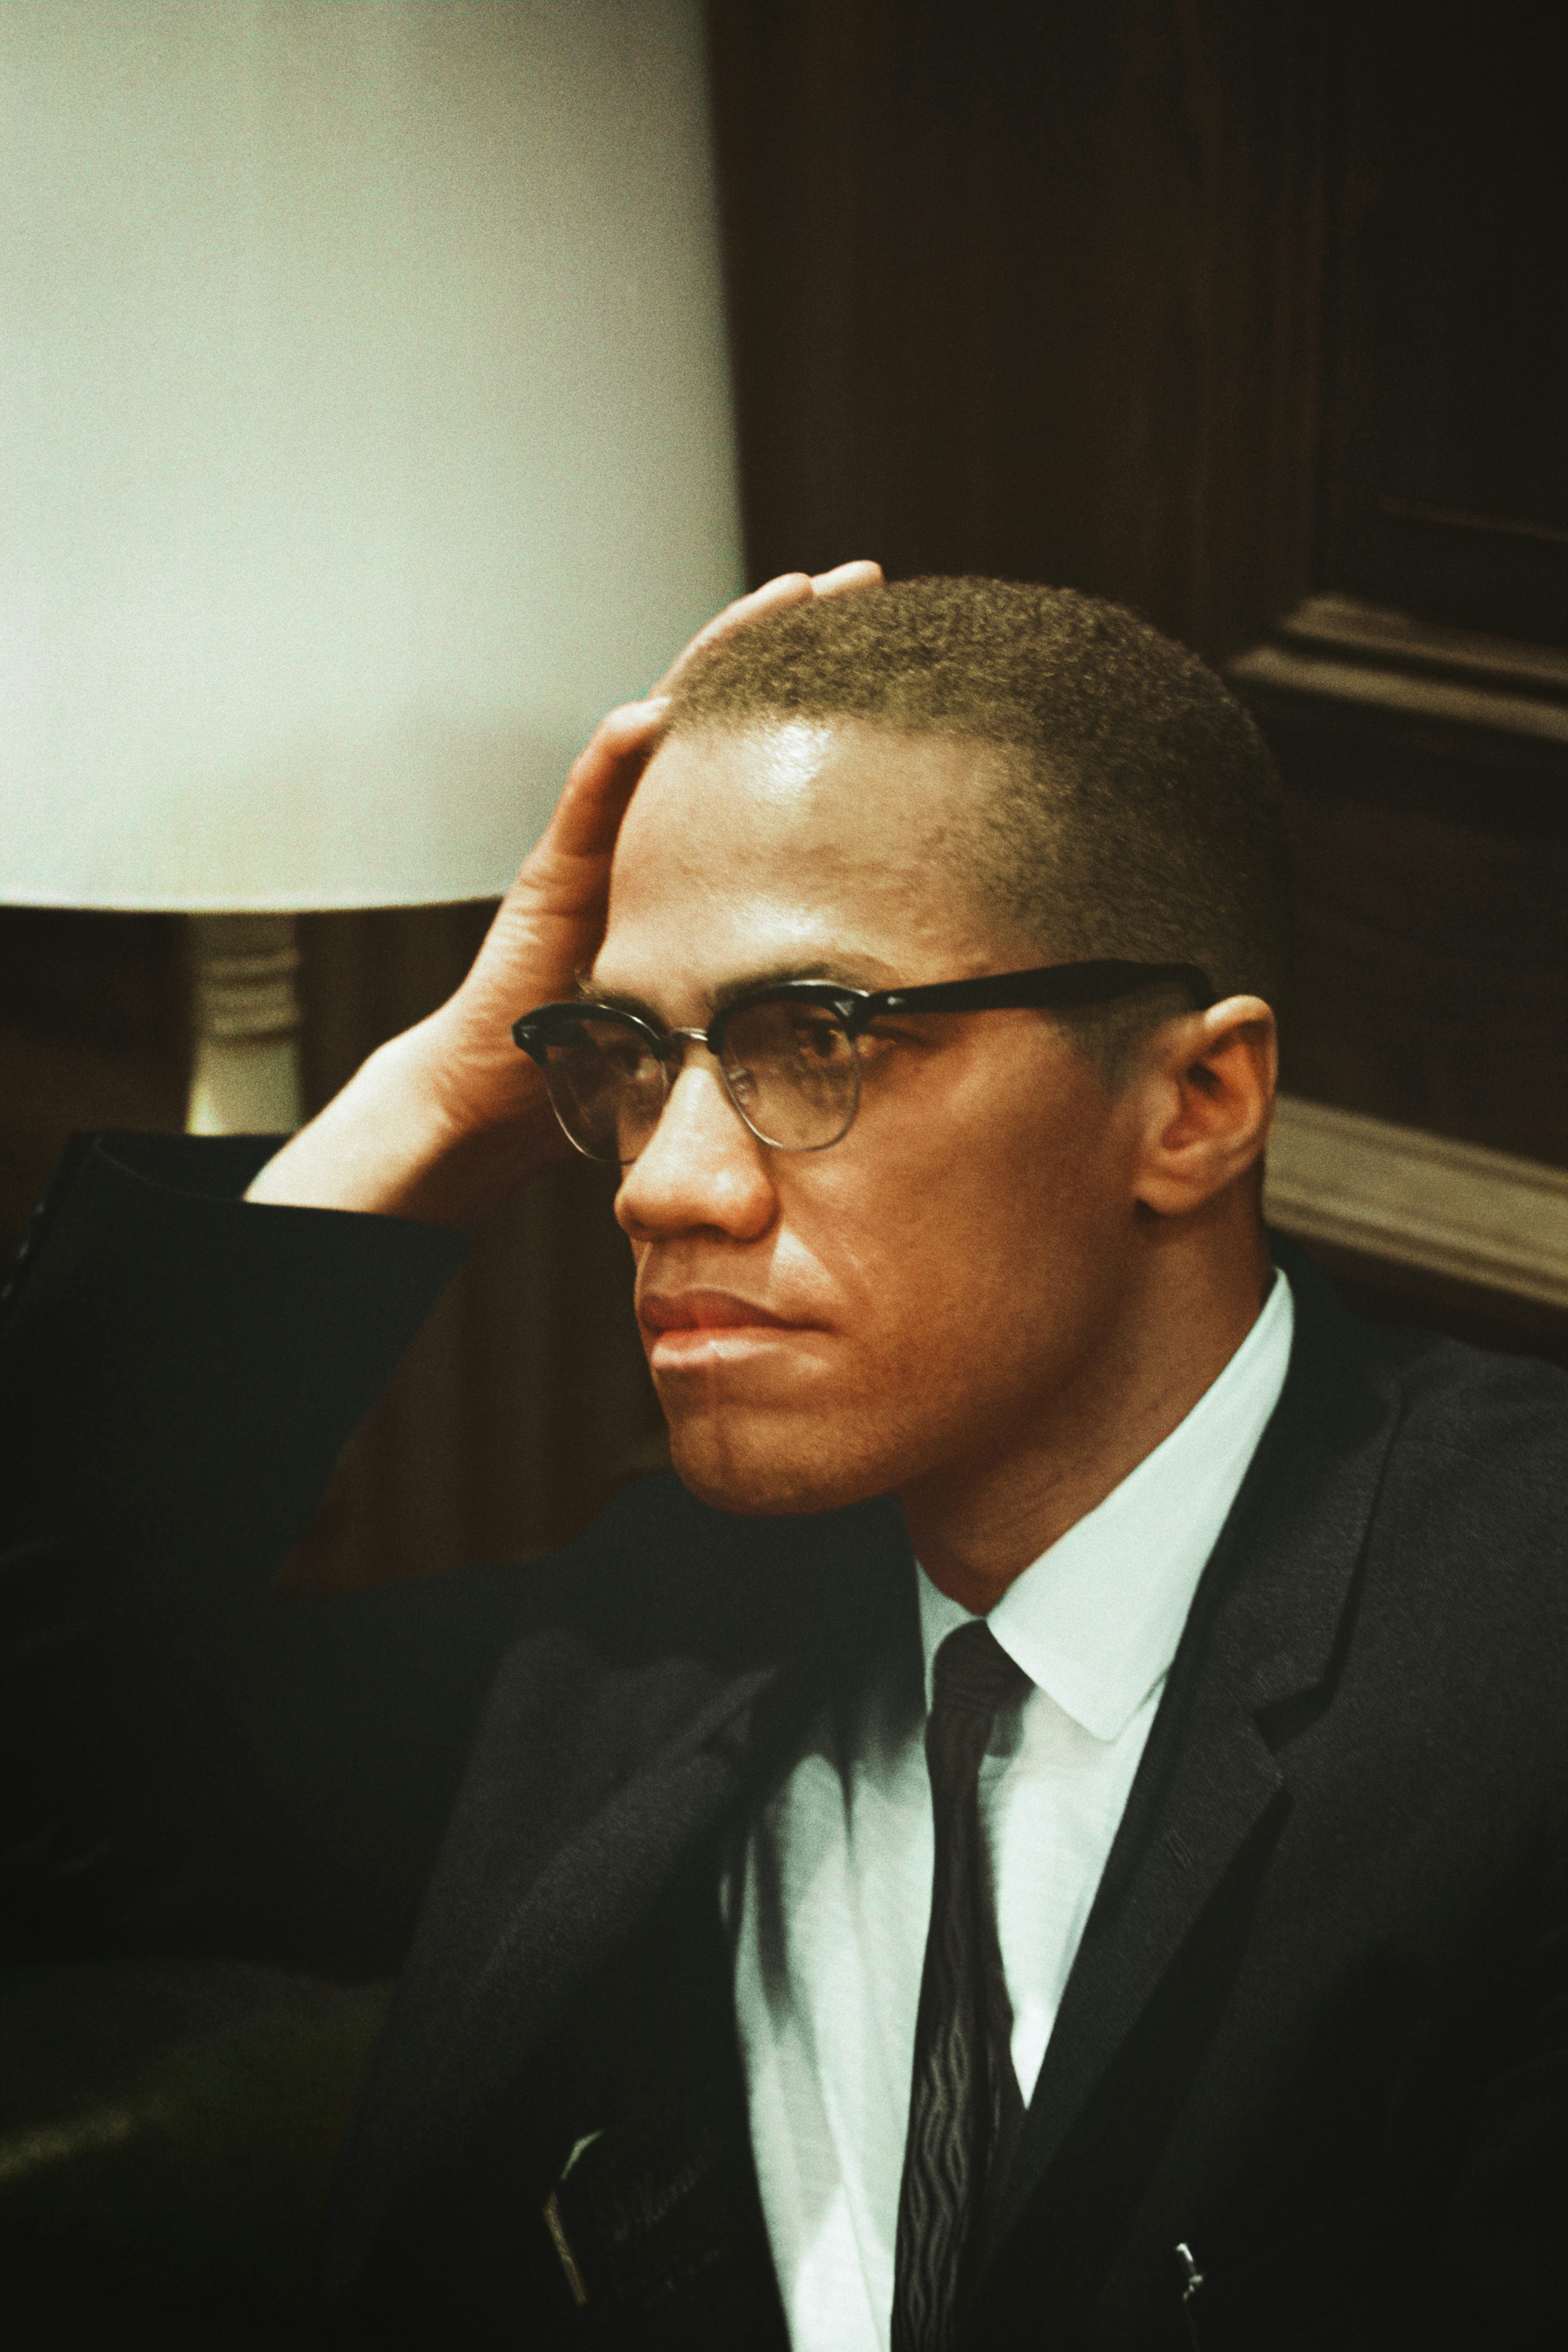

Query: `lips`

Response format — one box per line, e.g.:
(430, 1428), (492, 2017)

(638, 1288), (803, 1335)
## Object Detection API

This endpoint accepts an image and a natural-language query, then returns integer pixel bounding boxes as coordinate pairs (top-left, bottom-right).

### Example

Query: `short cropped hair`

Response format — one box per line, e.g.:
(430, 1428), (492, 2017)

(665, 577), (1293, 1079)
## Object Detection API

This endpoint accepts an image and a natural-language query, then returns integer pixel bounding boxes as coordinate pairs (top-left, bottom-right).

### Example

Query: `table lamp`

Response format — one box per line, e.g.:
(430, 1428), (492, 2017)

(1, 0), (744, 1132)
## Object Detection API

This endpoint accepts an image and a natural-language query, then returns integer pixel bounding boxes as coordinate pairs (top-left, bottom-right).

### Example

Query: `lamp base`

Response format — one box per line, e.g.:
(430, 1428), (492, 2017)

(186, 913), (304, 1136)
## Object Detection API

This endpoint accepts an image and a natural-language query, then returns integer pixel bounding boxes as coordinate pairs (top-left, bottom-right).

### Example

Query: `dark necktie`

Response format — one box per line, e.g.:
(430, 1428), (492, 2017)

(891, 1619), (1030, 2352)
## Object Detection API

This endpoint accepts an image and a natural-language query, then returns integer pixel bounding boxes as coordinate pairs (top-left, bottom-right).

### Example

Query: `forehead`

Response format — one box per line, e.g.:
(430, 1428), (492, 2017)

(593, 719), (1021, 1006)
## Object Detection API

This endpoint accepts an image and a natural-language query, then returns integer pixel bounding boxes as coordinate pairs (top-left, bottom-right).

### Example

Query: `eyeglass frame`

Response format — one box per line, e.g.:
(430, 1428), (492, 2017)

(512, 957), (1216, 1162)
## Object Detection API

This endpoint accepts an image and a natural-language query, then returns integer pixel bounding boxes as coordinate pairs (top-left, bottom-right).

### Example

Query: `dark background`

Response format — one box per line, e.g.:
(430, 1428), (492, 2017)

(4, 0), (1564, 1585)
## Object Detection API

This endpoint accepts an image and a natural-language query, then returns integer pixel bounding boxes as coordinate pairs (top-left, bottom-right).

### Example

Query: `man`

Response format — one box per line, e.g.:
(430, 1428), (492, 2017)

(3, 570), (1564, 2349)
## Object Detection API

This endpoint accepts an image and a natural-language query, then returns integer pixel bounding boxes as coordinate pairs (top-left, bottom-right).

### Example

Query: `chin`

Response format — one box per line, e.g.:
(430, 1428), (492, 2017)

(665, 1405), (890, 1519)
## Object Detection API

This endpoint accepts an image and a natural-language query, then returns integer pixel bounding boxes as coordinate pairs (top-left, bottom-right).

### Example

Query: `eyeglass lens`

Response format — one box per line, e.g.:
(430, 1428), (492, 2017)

(539, 999), (862, 1162)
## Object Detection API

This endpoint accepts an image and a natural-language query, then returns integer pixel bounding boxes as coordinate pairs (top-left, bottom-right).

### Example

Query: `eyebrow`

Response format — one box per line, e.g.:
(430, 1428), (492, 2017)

(577, 955), (900, 1023)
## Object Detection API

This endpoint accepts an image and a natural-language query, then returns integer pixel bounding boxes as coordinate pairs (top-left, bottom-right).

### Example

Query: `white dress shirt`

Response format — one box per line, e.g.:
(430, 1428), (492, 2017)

(723, 1271), (1294, 2352)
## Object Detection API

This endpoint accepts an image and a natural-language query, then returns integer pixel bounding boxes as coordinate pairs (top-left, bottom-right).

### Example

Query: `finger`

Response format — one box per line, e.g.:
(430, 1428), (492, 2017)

(536, 696), (670, 869)
(650, 572), (815, 694)
(651, 561), (885, 693)
(736, 569), (816, 610)
(808, 559), (884, 596)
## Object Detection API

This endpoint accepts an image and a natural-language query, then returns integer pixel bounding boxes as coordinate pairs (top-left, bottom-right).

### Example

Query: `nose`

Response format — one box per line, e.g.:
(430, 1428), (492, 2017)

(614, 1047), (777, 1244)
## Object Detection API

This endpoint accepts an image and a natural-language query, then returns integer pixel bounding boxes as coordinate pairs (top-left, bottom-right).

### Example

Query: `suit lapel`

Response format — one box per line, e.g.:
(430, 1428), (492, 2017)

(324, 1648), (776, 2305)
(325, 1497), (911, 2312)
(980, 1261), (1408, 2298)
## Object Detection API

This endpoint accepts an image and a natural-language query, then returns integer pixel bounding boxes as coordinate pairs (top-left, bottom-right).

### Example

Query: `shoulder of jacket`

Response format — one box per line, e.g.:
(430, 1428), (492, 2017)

(1386, 1329), (1568, 1465)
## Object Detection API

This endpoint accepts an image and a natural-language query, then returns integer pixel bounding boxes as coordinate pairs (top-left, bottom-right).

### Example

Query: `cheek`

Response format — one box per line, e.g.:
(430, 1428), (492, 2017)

(843, 1141), (1104, 1383)
(696, 1142), (1098, 1472)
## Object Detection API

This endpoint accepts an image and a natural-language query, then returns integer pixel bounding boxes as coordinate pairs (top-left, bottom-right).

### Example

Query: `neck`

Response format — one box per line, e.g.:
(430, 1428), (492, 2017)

(899, 1206), (1274, 1616)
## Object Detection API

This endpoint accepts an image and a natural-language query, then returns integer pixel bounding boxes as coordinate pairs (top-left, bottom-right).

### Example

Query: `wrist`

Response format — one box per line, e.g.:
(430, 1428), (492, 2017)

(245, 1018), (567, 1227)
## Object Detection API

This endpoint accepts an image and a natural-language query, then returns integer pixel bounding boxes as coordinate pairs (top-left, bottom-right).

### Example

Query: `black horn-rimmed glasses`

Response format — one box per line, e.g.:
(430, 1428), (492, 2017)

(513, 959), (1215, 1166)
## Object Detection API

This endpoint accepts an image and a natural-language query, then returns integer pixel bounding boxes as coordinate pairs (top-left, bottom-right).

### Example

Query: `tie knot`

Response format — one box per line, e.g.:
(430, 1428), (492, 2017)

(930, 1619), (1030, 1723)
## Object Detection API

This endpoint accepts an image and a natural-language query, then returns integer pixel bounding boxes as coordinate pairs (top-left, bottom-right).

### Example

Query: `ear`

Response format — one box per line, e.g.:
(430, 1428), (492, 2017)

(1130, 995), (1277, 1218)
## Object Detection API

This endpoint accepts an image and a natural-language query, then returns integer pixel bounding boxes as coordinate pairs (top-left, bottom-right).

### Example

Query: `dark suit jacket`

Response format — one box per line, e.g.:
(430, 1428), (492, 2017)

(3, 1135), (1565, 2350)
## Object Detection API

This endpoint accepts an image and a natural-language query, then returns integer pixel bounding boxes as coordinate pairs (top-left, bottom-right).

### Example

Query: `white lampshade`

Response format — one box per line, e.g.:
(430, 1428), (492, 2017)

(0, 0), (744, 912)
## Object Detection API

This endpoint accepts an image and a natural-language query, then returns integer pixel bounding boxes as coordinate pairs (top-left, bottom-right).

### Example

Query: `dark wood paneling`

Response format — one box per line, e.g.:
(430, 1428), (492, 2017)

(707, 0), (1328, 661)
(0, 908), (191, 1267)
(1230, 601), (1568, 1168)
(1281, 785), (1568, 1168)
(1320, 0), (1568, 642)
(1224, 3), (1568, 1195)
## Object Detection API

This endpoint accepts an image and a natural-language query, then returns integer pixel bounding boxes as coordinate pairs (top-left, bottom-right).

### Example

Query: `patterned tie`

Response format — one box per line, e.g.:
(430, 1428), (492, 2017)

(891, 1619), (1030, 2352)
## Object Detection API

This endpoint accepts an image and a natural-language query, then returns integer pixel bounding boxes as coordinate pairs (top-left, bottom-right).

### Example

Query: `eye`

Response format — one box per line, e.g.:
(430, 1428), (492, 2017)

(790, 1010), (848, 1061)
(577, 1020), (659, 1081)
(725, 999), (854, 1068)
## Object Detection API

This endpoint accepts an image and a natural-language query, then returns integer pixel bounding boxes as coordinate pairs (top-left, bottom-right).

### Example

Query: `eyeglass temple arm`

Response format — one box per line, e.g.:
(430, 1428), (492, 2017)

(872, 961), (1216, 1019)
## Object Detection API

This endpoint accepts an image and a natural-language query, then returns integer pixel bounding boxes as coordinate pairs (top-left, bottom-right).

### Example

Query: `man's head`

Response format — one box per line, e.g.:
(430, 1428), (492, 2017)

(664, 577), (1292, 1079)
(589, 579), (1290, 1545)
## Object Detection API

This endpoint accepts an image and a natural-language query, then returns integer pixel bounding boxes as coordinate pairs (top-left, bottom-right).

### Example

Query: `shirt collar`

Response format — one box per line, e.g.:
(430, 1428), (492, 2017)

(916, 1269), (1295, 1743)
